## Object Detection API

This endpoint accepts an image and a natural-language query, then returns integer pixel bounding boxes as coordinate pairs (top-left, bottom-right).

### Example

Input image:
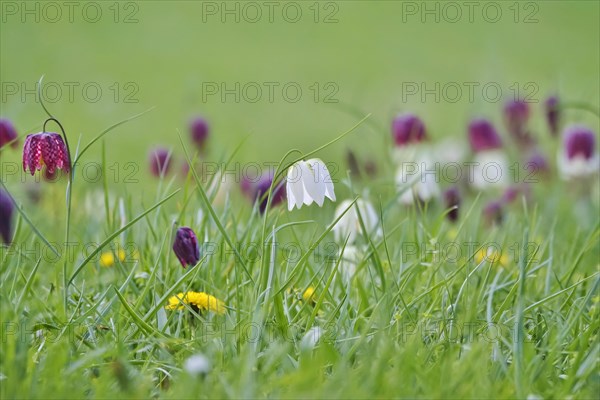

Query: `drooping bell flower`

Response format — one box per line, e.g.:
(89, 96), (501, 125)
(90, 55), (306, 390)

(504, 99), (533, 146)
(468, 118), (509, 191)
(0, 189), (14, 244)
(483, 200), (504, 226)
(0, 119), (18, 149)
(149, 148), (172, 177)
(502, 184), (531, 204)
(391, 113), (426, 147)
(443, 187), (461, 222)
(332, 198), (381, 244)
(22, 132), (71, 176)
(189, 117), (209, 152)
(173, 227), (200, 268)
(241, 172), (286, 213)
(545, 96), (560, 136)
(525, 150), (550, 179)
(395, 153), (440, 205)
(558, 125), (599, 179)
(286, 159), (336, 210)
(468, 119), (502, 152)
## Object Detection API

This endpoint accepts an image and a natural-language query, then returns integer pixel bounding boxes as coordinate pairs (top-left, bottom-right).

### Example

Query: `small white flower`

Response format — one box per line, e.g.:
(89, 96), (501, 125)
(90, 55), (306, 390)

(395, 154), (440, 205)
(286, 158), (336, 210)
(469, 150), (509, 191)
(332, 199), (380, 244)
(338, 245), (361, 281)
(300, 326), (323, 351)
(184, 353), (211, 376)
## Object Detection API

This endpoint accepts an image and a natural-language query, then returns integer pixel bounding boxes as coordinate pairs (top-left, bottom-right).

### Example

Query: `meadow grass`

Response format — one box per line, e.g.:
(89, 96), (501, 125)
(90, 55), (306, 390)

(1, 107), (599, 398)
(1, 2), (599, 399)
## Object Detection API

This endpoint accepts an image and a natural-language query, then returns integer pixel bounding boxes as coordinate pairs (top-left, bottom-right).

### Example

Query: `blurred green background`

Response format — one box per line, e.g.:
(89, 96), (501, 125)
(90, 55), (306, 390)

(1, 0), (599, 177)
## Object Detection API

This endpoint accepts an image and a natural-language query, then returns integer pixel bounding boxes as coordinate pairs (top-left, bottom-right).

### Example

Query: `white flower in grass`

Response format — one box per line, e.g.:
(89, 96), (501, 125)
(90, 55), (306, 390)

(395, 154), (440, 205)
(300, 326), (323, 351)
(184, 353), (211, 376)
(470, 150), (510, 191)
(557, 125), (599, 179)
(286, 159), (336, 210)
(332, 199), (381, 244)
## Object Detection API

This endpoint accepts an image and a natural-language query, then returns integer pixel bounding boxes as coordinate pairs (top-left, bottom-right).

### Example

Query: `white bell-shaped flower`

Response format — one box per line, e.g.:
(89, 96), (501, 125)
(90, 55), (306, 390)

(286, 158), (336, 210)
(332, 199), (381, 244)
(395, 154), (440, 205)
(469, 150), (510, 191)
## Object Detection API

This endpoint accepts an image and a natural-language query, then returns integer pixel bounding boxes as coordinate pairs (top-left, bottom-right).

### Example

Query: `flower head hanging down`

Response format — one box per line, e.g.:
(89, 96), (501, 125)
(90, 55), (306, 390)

(166, 291), (226, 314)
(173, 227), (200, 268)
(443, 187), (461, 222)
(22, 132), (71, 176)
(557, 125), (599, 179)
(0, 189), (14, 244)
(332, 199), (381, 243)
(545, 96), (560, 136)
(286, 159), (336, 210)
(395, 153), (440, 205)
(0, 119), (18, 149)
(467, 118), (509, 191)
(503, 99), (533, 146)
(149, 147), (172, 177)
(241, 172), (286, 213)
(189, 116), (210, 152)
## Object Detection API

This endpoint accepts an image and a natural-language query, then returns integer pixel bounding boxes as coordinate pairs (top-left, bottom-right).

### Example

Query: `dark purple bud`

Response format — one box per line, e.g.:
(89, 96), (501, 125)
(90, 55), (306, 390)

(0, 119), (18, 149)
(525, 151), (550, 177)
(242, 173), (285, 214)
(443, 187), (461, 222)
(173, 227), (200, 268)
(22, 132), (71, 176)
(504, 100), (533, 146)
(0, 189), (14, 244)
(502, 185), (531, 204)
(364, 160), (377, 178)
(149, 148), (172, 177)
(468, 119), (502, 152)
(545, 96), (560, 136)
(563, 126), (596, 160)
(189, 117), (210, 151)
(346, 149), (361, 177)
(483, 200), (504, 226)
(391, 114), (426, 147)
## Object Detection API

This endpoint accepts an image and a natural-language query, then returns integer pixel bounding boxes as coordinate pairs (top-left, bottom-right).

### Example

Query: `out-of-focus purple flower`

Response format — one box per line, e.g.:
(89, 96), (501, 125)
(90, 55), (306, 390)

(564, 126), (595, 160)
(391, 114), (426, 147)
(0, 189), (14, 244)
(502, 184), (531, 204)
(483, 200), (504, 226)
(443, 187), (461, 222)
(545, 96), (560, 136)
(22, 132), (71, 176)
(468, 119), (502, 152)
(504, 100), (533, 146)
(0, 119), (18, 149)
(242, 172), (286, 213)
(149, 148), (172, 177)
(173, 227), (200, 268)
(526, 151), (550, 178)
(558, 125), (599, 179)
(189, 117), (210, 151)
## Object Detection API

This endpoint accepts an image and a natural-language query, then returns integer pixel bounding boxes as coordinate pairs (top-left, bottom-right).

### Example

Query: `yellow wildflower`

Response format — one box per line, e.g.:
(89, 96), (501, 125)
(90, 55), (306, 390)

(475, 247), (510, 267)
(165, 291), (226, 315)
(302, 286), (316, 303)
(99, 247), (135, 268)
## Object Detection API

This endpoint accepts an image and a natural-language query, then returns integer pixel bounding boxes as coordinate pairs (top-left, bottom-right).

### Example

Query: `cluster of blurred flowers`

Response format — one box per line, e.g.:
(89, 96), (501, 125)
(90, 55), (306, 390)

(0, 94), (598, 317)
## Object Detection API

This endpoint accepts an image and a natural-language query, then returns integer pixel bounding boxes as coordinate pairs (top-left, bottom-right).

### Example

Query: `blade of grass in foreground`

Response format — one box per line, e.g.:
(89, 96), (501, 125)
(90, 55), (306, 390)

(68, 190), (180, 285)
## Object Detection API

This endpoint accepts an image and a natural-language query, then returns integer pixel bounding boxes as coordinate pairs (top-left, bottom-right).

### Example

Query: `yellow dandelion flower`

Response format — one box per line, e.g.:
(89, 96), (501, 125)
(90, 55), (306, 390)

(165, 291), (226, 315)
(475, 247), (510, 267)
(302, 286), (316, 303)
(99, 252), (116, 268)
(117, 249), (126, 262)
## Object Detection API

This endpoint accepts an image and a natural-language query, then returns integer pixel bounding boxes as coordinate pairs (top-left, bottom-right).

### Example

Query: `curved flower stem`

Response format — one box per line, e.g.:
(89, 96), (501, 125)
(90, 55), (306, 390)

(38, 76), (74, 318)
(560, 102), (600, 118)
